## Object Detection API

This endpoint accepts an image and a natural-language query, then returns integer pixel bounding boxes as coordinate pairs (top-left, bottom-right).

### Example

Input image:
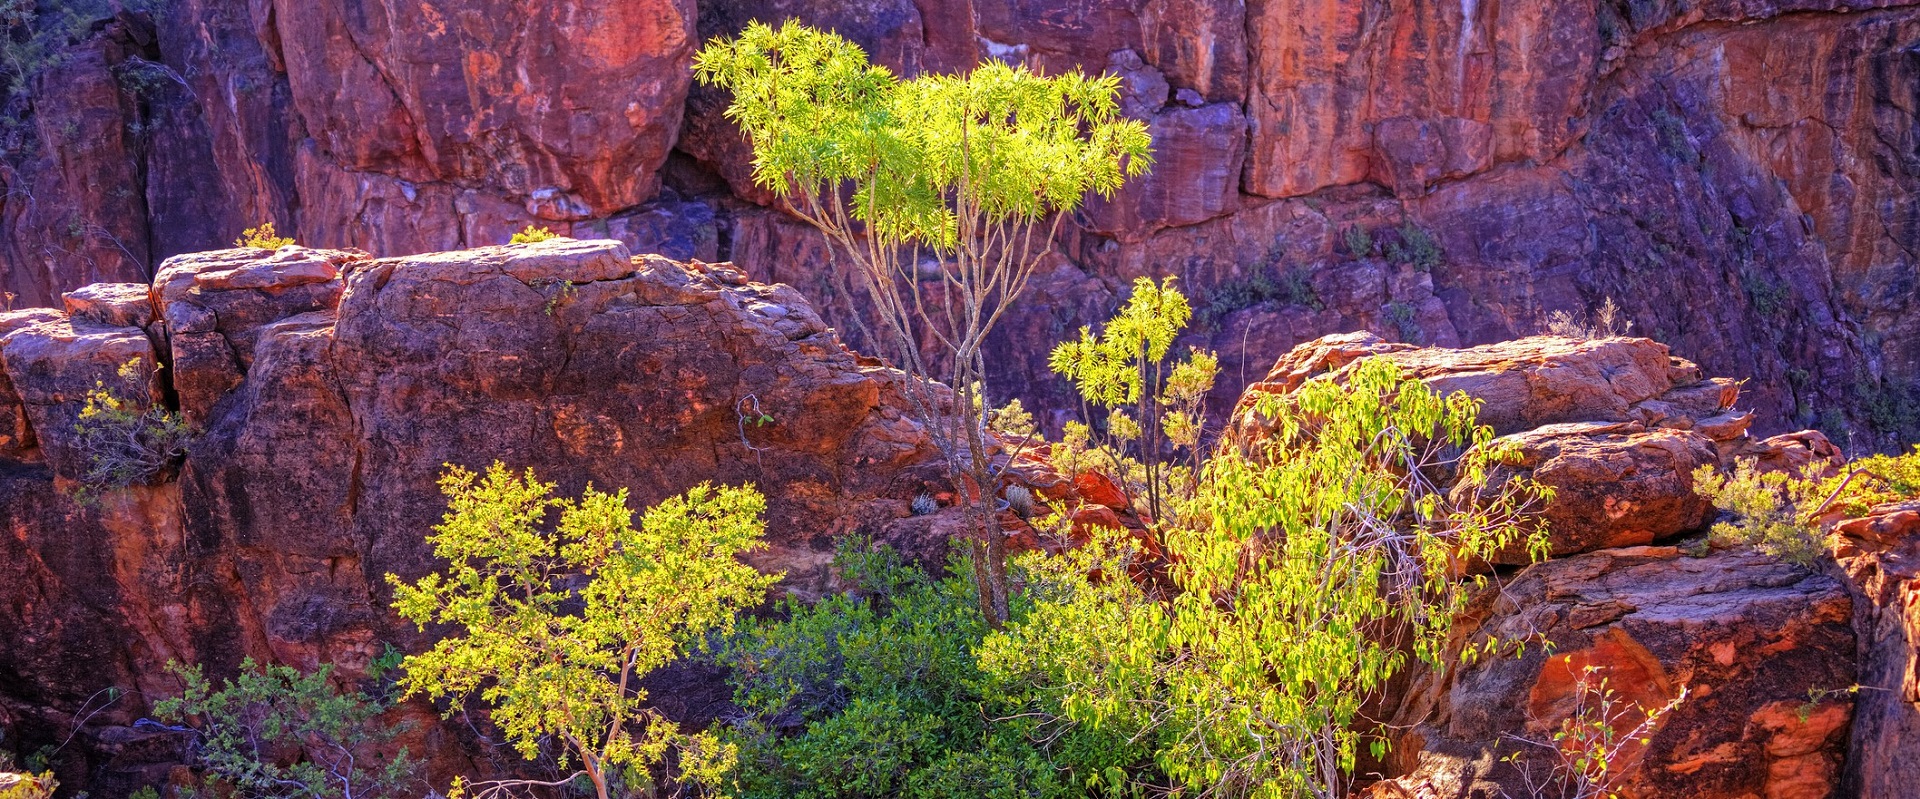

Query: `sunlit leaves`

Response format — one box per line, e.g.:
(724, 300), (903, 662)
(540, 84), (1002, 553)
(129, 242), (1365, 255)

(388, 464), (778, 797)
(693, 20), (1151, 253)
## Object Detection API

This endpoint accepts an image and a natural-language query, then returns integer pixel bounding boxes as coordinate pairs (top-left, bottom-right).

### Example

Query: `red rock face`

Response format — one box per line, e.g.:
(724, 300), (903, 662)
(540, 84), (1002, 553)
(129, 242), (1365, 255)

(1231, 334), (1867, 798)
(2, 0), (1916, 445)
(1831, 500), (1920, 796)
(0, 241), (1134, 793)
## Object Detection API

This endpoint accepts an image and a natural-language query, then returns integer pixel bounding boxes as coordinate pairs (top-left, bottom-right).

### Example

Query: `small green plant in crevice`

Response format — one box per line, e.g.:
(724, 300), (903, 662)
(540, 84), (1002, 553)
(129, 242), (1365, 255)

(540, 279), (577, 315)
(1741, 270), (1789, 317)
(1384, 222), (1441, 271)
(72, 359), (193, 500)
(1545, 296), (1634, 339)
(1653, 108), (1697, 164)
(1501, 665), (1690, 799)
(1195, 266), (1321, 327)
(909, 493), (938, 516)
(234, 222), (295, 250)
(510, 225), (560, 244)
(1386, 301), (1421, 343)
(153, 657), (420, 799)
(1342, 224), (1374, 258)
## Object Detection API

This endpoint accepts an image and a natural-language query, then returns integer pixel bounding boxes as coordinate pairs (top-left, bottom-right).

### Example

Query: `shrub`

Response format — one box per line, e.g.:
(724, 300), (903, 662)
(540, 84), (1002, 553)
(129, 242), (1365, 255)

(1342, 225), (1373, 258)
(153, 657), (419, 799)
(1502, 665), (1689, 799)
(1050, 277), (1219, 521)
(389, 464), (779, 799)
(1691, 461), (1833, 566)
(72, 359), (192, 498)
(1195, 267), (1321, 327)
(510, 225), (559, 244)
(993, 358), (1553, 798)
(715, 541), (1146, 799)
(1545, 297), (1634, 339)
(234, 222), (295, 250)
(1384, 222), (1441, 271)
(1694, 445), (1920, 566)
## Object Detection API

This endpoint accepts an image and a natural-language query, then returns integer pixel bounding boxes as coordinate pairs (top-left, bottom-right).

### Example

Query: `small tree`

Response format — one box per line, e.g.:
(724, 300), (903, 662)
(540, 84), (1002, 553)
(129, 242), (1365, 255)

(985, 358), (1553, 798)
(389, 464), (779, 799)
(694, 21), (1152, 625)
(1049, 276), (1218, 523)
(153, 658), (418, 799)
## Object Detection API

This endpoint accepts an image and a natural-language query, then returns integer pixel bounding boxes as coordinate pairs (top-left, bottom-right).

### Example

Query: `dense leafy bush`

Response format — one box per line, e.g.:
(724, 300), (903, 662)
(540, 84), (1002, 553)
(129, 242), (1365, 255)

(715, 543), (1153, 799)
(510, 225), (560, 244)
(390, 464), (777, 799)
(234, 223), (295, 250)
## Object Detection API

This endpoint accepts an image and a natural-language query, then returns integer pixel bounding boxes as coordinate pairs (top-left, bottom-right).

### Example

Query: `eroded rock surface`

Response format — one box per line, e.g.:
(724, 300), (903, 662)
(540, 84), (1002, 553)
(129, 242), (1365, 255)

(2, 0), (1914, 448)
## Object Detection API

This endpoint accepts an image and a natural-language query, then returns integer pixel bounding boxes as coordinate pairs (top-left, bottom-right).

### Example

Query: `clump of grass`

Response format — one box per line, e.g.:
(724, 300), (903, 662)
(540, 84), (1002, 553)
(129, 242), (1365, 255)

(511, 225), (561, 244)
(1545, 297), (1634, 339)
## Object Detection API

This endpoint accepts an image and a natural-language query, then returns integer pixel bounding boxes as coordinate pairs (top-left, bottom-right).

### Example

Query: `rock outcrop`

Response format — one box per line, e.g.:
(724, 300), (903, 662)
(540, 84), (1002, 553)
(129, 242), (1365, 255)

(1831, 500), (1920, 796)
(1229, 333), (1868, 798)
(0, 240), (1136, 793)
(2, 0), (1914, 446)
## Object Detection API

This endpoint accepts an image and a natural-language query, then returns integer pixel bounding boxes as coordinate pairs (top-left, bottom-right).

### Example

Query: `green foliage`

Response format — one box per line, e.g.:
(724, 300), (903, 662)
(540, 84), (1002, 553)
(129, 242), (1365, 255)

(694, 20), (1151, 252)
(235, 222), (295, 250)
(152, 658), (419, 799)
(1383, 223), (1441, 271)
(1691, 461), (1830, 566)
(72, 358), (193, 498)
(716, 542), (1148, 799)
(1386, 301), (1421, 343)
(1695, 446), (1920, 566)
(0, 0), (136, 95)
(696, 21), (1153, 626)
(0, 772), (55, 799)
(1050, 277), (1219, 521)
(1341, 225), (1373, 258)
(996, 359), (1552, 798)
(511, 225), (560, 244)
(1741, 270), (1789, 317)
(1195, 267), (1321, 327)
(390, 464), (778, 799)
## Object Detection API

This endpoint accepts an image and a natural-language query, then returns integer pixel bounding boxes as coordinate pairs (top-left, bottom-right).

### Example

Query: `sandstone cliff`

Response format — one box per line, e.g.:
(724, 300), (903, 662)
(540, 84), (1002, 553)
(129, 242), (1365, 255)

(1, 0), (1915, 446)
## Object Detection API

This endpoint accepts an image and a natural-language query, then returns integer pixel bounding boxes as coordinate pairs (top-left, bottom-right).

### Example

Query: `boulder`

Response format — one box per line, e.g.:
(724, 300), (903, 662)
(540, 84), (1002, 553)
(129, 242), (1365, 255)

(61, 284), (155, 330)
(1475, 421), (1719, 561)
(0, 317), (161, 481)
(151, 246), (360, 421)
(1371, 547), (1857, 799)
